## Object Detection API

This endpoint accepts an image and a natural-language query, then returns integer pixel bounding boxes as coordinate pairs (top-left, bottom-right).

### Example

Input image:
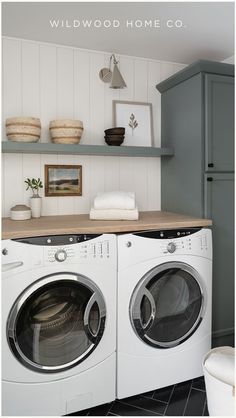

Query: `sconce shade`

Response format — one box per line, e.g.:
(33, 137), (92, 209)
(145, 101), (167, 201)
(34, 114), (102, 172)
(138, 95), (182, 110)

(110, 64), (127, 89)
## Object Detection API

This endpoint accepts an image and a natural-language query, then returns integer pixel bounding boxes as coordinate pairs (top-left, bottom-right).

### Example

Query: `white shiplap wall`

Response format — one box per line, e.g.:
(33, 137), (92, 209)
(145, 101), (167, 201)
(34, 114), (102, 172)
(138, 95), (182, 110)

(2, 37), (185, 217)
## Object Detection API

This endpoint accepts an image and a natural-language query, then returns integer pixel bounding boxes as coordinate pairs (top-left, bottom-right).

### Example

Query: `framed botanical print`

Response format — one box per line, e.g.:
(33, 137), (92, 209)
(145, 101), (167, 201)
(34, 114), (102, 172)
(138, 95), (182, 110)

(113, 100), (154, 146)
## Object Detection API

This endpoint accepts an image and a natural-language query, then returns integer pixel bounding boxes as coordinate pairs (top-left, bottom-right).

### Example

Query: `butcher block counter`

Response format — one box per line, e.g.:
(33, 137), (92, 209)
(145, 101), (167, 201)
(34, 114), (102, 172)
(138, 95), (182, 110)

(2, 211), (212, 240)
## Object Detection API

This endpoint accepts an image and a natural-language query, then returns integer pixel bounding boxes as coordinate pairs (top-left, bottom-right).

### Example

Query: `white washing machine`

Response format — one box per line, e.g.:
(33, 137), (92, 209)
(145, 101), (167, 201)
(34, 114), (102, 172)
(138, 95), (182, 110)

(117, 227), (212, 399)
(2, 233), (117, 416)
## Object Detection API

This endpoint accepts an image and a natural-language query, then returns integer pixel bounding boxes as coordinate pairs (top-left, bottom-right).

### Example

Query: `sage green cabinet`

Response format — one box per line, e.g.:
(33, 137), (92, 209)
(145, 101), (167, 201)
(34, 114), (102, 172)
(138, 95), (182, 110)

(204, 173), (234, 344)
(205, 74), (234, 172)
(157, 60), (234, 347)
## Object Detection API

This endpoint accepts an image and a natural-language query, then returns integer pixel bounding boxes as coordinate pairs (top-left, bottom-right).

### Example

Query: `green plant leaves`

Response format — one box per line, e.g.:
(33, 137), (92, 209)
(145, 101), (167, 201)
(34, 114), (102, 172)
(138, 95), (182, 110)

(24, 177), (43, 195)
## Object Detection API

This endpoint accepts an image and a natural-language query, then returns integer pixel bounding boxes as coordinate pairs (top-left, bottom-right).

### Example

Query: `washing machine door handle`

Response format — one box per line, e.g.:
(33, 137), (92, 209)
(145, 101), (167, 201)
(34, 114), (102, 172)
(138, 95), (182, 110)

(83, 292), (105, 344)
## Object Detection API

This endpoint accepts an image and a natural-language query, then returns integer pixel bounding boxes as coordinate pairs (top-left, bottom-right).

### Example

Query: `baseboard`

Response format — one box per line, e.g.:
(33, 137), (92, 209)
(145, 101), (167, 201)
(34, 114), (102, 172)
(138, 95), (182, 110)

(212, 328), (234, 348)
(212, 327), (234, 338)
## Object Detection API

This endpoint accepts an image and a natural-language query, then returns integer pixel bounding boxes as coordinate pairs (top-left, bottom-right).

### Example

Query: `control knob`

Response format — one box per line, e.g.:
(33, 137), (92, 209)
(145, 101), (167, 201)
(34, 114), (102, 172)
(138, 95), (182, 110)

(55, 249), (67, 262)
(167, 242), (176, 253)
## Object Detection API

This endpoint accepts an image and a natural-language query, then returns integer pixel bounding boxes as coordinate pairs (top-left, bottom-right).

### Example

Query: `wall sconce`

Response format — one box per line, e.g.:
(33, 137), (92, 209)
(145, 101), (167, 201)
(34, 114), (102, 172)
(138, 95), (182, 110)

(99, 54), (127, 89)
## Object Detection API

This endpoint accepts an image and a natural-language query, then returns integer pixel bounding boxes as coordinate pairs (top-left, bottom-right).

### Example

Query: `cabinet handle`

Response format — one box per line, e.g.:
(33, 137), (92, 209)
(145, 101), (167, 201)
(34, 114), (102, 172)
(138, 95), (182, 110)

(208, 163), (214, 168)
(207, 177), (213, 182)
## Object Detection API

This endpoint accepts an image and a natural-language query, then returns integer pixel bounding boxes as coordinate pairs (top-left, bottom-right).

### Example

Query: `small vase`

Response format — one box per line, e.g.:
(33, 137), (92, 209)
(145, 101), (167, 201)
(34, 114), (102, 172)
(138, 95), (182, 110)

(30, 197), (42, 218)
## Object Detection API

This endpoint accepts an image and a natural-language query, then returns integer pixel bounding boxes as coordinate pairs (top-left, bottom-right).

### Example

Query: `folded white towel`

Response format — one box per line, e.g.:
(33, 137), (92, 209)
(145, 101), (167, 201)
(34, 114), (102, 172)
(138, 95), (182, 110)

(90, 207), (139, 220)
(94, 191), (135, 210)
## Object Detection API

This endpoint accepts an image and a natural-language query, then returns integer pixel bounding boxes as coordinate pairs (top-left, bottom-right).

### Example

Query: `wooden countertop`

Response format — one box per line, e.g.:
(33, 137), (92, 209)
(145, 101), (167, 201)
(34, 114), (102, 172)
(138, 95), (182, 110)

(2, 211), (212, 240)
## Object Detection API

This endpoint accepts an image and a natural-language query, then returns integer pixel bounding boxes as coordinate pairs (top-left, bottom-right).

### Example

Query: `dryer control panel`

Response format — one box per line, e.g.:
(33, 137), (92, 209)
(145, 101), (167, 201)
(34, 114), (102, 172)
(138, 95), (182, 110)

(118, 228), (212, 270)
(160, 233), (209, 255)
(134, 228), (210, 255)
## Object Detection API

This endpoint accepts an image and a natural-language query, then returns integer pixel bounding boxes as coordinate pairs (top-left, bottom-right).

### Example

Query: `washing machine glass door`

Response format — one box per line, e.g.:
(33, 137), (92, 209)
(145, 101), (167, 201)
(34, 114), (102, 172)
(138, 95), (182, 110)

(130, 262), (203, 348)
(7, 273), (106, 373)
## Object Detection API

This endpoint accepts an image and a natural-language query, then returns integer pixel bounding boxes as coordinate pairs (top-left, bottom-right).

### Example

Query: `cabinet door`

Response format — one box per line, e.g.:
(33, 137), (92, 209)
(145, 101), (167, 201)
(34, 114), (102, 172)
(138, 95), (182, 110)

(205, 74), (234, 172)
(204, 173), (234, 344)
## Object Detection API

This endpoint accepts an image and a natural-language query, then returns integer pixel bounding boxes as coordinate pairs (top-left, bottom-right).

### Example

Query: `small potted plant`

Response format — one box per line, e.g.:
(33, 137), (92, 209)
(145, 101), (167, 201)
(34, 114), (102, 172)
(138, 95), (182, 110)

(24, 178), (43, 218)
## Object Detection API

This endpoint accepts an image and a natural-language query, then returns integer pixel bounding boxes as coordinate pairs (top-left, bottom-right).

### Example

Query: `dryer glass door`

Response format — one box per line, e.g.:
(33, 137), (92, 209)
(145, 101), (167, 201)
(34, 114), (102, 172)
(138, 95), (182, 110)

(130, 262), (203, 348)
(7, 273), (106, 373)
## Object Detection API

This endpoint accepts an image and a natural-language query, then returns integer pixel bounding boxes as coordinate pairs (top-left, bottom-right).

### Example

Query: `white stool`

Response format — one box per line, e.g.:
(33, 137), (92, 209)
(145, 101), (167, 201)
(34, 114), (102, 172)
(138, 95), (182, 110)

(203, 346), (235, 416)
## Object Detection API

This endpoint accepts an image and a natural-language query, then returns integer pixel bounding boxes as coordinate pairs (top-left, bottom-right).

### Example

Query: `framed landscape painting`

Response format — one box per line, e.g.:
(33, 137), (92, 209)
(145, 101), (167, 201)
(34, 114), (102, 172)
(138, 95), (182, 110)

(45, 165), (82, 197)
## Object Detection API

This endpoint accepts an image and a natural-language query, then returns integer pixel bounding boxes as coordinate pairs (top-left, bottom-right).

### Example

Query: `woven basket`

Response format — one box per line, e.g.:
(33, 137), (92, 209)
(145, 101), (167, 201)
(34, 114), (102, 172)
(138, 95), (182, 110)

(6, 117), (41, 142)
(49, 119), (83, 144)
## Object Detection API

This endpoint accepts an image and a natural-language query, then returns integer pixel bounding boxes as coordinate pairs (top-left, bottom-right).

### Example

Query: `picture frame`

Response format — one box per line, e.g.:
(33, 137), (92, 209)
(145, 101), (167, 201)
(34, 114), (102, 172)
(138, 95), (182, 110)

(113, 100), (154, 147)
(45, 165), (82, 197)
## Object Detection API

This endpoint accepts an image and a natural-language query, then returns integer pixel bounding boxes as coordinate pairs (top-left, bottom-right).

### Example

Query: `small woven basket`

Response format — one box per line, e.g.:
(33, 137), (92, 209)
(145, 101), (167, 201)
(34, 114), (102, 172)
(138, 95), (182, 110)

(49, 119), (84, 144)
(6, 117), (41, 142)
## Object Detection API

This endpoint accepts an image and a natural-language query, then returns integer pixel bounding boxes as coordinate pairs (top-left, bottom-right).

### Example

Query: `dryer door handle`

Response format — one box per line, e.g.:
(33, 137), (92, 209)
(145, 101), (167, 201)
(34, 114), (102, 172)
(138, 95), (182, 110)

(141, 288), (156, 331)
(132, 288), (156, 336)
(2, 261), (23, 272)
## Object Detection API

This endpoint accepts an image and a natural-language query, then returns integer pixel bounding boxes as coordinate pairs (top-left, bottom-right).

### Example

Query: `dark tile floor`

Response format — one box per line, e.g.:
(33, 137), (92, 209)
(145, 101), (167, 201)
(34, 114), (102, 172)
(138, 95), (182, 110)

(67, 376), (209, 416)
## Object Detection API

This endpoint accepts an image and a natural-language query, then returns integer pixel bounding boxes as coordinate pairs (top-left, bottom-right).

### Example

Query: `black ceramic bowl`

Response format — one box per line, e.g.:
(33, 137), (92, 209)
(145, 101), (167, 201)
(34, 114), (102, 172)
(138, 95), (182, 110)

(104, 127), (125, 135)
(105, 135), (124, 146)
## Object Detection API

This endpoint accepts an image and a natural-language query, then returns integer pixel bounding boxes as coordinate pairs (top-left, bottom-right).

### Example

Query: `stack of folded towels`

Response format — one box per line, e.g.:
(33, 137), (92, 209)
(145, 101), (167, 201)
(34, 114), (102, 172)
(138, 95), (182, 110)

(90, 191), (139, 220)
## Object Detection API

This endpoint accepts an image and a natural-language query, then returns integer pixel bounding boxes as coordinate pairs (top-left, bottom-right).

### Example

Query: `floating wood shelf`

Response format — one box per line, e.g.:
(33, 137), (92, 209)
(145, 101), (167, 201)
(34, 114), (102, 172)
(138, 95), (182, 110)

(2, 141), (174, 158)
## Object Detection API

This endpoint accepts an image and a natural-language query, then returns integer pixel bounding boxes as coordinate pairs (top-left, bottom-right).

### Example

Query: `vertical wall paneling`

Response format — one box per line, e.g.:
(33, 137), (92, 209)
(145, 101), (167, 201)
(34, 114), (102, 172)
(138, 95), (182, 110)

(22, 154), (41, 205)
(57, 154), (76, 215)
(40, 44), (57, 142)
(56, 47), (74, 119)
(2, 38), (22, 140)
(2, 37), (185, 216)
(160, 62), (175, 81)
(104, 53), (120, 130)
(134, 59), (148, 102)
(4, 154), (23, 216)
(1, 155), (5, 217)
(104, 157), (120, 192)
(90, 53), (106, 145)
(132, 158), (148, 211)
(119, 157), (135, 192)
(147, 158), (161, 210)
(119, 57), (135, 101)
(74, 49), (91, 144)
(89, 156), (105, 205)
(74, 155), (91, 214)
(148, 61), (161, 147)
(174, 63), (187, 73)
(40, 154), (58, 216)
(22, 41), (40, 116)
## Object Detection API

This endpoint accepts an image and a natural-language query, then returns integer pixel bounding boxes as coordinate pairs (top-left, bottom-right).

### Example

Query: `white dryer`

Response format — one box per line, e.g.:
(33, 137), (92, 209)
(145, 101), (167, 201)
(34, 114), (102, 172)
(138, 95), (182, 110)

(2, 233), (116, 416)
(117, 228), (212, 399)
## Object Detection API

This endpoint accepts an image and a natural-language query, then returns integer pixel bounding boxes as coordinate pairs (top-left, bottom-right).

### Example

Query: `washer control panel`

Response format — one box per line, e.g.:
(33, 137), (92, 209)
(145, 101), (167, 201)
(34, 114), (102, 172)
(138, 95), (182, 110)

(167, 242), (176, 253)
(55, 249), (67, 262)
(45, 239), (111, 264)
(2, 234), (115, 273)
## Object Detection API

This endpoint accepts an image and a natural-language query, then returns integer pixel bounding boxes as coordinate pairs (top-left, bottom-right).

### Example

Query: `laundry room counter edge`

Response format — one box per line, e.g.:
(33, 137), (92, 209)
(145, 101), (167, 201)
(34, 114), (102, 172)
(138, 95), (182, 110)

(2, 211), (212, 240)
